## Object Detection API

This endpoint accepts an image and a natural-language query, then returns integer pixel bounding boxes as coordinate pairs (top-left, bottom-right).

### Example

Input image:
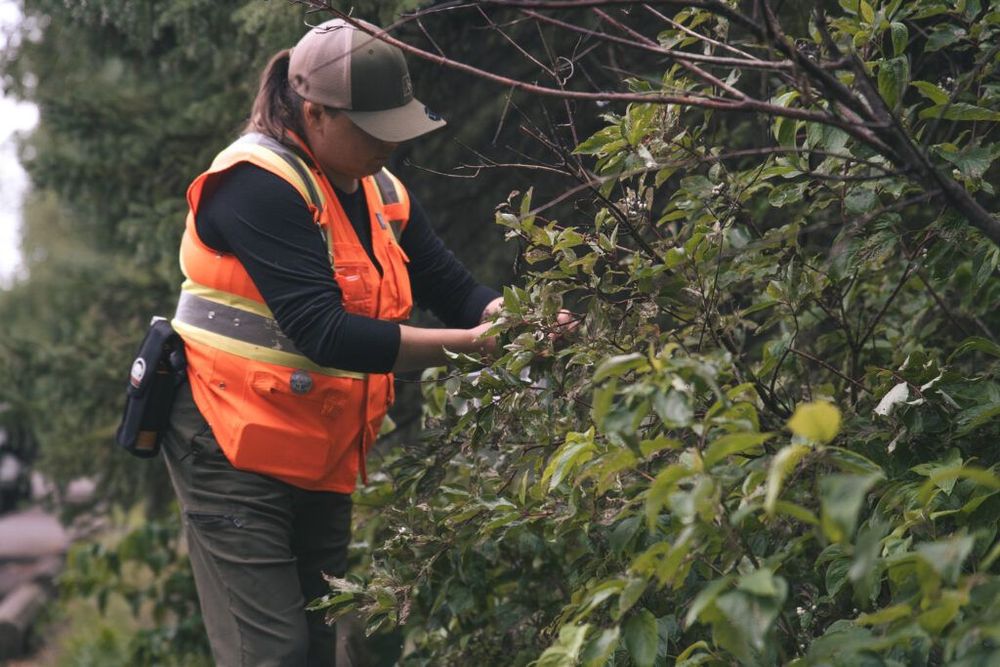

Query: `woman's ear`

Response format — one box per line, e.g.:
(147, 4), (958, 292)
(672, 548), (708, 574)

(302, 100), (325, 131)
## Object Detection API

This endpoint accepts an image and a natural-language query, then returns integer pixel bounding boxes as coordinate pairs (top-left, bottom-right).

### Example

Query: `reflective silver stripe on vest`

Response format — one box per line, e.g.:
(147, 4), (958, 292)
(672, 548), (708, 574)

(239, 133), (323, 213)
(174, 291), (304, 355)
(373, 170), (400, 205)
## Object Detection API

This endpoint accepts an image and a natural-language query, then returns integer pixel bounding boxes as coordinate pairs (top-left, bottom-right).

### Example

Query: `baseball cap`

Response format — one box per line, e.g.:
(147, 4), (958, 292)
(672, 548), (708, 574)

(288, 18), (446, 142)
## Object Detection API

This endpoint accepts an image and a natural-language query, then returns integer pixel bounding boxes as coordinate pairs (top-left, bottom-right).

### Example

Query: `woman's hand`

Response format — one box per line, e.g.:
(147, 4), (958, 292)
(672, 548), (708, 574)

(393, 321), (498, 372)
(469, 320), (499, 357)
(479, 296), (504, 324)
(550, 309), (578, 342)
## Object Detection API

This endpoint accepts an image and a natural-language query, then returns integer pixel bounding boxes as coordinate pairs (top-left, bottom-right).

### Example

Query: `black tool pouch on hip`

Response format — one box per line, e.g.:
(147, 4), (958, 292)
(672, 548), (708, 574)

(115, 317), (187, 458)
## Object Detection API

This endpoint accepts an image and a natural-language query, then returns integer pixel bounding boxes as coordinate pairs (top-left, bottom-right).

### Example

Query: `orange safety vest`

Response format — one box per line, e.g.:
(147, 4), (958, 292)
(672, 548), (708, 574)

(172, 132), (413, 492)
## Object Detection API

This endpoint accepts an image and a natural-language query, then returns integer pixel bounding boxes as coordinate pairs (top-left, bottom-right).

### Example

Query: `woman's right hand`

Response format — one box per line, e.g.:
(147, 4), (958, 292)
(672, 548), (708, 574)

(469, 320), (499, 358)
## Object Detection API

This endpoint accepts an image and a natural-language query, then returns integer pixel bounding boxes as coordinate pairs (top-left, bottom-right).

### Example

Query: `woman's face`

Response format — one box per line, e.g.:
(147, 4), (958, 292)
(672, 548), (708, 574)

(303, 102), (399, 190)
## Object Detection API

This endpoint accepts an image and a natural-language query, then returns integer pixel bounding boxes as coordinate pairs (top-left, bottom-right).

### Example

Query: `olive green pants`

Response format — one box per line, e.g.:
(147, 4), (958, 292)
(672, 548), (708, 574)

(163, 382), (351, 667)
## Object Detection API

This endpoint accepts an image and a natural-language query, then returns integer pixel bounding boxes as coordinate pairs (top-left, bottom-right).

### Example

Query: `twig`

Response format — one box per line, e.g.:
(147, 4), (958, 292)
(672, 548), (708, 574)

(523, 8), (794, 70)
(787, 346), (870, 395)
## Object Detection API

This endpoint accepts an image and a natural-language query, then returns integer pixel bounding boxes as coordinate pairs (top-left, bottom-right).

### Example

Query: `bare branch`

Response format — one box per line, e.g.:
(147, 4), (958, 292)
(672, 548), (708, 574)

(642, 4), (763, 63)
(591, 7), (748, 100)
(788, 347), (870, 395)
(521, 9), (794, 70)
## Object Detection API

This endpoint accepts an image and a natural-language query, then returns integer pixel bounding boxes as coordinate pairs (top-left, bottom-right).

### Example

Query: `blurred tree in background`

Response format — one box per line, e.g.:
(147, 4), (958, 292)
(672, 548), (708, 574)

(0, 0), (584, 505)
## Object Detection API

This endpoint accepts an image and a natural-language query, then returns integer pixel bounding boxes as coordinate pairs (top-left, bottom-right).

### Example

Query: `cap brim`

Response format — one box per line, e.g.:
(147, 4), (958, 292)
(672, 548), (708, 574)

(344, 97), (446, 142)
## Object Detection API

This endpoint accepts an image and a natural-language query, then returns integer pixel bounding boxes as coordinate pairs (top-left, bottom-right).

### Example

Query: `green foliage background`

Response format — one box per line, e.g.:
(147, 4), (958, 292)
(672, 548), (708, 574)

(3, 0), (1000, 665)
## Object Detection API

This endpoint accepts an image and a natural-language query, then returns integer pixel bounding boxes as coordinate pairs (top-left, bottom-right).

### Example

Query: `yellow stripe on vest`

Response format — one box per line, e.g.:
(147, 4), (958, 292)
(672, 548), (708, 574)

(181, 279), (274, 318)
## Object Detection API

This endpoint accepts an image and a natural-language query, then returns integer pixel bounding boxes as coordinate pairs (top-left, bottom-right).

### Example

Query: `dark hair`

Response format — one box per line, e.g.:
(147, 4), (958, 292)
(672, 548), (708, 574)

(244, 49), (307, 141)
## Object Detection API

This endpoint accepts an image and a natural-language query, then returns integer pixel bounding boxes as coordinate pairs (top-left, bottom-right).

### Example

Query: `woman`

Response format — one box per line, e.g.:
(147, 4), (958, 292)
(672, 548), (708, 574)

(164, 18), (504, 666)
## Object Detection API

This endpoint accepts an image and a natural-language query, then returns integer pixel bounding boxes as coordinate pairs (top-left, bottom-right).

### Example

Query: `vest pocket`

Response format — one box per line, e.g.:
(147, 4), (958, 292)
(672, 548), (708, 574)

(228, 369), (348, 477)
(334, 261), (375, 316)
(381, 241), (413, 322)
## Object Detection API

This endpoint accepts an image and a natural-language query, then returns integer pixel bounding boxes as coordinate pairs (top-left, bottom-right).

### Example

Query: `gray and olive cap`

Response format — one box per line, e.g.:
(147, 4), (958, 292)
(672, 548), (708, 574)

(288, 18), (446, 142)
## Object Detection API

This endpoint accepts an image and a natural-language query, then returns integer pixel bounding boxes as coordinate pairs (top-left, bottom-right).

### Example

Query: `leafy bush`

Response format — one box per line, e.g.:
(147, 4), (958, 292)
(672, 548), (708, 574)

(313, 1), (1000, 664)
(58, 511), (211, 666)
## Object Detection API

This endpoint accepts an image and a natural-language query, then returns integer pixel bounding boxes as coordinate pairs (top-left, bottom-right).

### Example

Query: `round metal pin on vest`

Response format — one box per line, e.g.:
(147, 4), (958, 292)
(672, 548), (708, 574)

(290, 370), (314, 395)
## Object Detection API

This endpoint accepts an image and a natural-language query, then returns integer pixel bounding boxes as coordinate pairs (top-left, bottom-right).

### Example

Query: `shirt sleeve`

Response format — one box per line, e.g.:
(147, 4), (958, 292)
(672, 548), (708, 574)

(195, 162), (401, 374)
(401, 196), (501, 328)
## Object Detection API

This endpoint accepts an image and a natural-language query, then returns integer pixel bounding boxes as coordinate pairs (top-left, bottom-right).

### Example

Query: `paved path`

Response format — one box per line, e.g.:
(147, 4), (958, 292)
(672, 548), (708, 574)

(0, 508), (68, 560)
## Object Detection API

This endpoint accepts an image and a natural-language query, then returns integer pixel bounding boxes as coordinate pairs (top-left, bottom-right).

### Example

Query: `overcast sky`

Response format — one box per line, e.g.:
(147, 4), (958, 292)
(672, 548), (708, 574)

(0, 0), (39, 288)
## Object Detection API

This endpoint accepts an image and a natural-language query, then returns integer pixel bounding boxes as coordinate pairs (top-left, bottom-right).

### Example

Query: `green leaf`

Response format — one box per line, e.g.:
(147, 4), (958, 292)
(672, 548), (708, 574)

(919, 103), (1000, 122)
(916, 536), (975, 585)
(593, 447), (639, 495)
(610, 516), (642, 558)
(639, 435), (682, 458)
(839, 0), (860, 15)
(856, 603), (912, 625)
(542, 429), (597, 491)
(787, 401), (842, 443)
(715, 580), (787, 653)
(581, 627), (620, 667)
(676, 641), (712, 664)
(575, 125), (623, 155)
(617, 577), (648, 619)
(768, 181), (807, 207)
(772, 500), (819, 525)
(848, 521), (885, 604)
(765, 444), (811, 514)
(535, 623), (591, 667)
(652, 389), (693, 427)
(826, 556), (851, 597)
(737, 568), (782, 597)
(917, 467), (1000, 504)
(576, 580), (626, 621)
(917, 590), (968, 634)
(593, 353), (649, 382)
(890, 22), (908, 56)
(925, 24), (965, 52)
(826, 447), (884, 475)
(645, 464), (693, 531)
(703, 432), (774, 467)
(685, 576), (733, 627)
(859, 0), (875, 23)
(820, 474), (881, 542)
(937, 145), (996, 180)
(951, 336), (1000, 360)
(844, 188), (878, 215)
(771, 90), (800, 146)
(877, 57), (909, 110)
(623, 609), (659, 667)
(912, 80), (950, 104)
(955, 401), (1000, 437)
(591, 380), (617, 428)
(804, 623), (878, 663)
(741, 299), (780, 316)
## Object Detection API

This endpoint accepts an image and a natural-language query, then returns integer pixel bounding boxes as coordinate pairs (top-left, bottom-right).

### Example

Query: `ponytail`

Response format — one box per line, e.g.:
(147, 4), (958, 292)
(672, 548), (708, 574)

(244, 49), (306, 141)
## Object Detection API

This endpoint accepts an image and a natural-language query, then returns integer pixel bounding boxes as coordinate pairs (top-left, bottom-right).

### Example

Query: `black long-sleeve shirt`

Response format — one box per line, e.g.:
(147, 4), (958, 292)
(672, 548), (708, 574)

(195, 163), (499, 373)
